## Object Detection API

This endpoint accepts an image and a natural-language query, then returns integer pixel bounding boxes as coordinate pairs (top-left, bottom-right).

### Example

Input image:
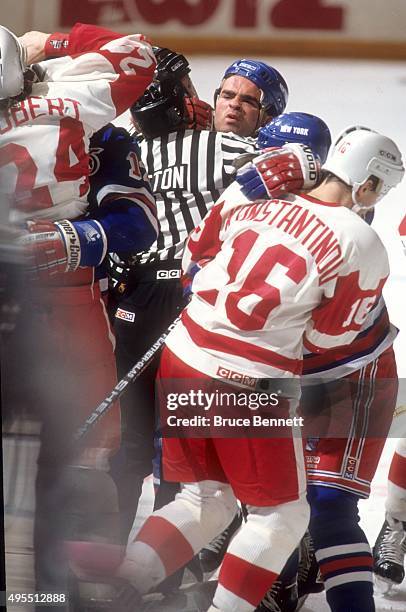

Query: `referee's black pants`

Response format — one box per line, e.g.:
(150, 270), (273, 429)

(110, 270), (187, 545)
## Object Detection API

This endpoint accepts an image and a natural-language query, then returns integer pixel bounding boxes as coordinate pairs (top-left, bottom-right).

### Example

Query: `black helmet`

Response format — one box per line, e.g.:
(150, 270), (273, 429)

(131, 75), (187, 139)
(131, 47), (193, 139)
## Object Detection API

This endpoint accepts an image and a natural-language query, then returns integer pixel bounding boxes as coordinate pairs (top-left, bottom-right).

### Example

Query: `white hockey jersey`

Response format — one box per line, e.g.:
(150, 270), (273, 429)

(0, 23), (155, 223)
(211, 182), (397, 381)
(166, 191), (389, 381)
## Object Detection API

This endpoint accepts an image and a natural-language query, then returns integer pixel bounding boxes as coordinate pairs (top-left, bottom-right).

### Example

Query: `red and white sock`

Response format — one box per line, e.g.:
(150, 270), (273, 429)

(118, 480), (237, 593)
(213, 497), (309, 611)
(386, 438), (406, 522)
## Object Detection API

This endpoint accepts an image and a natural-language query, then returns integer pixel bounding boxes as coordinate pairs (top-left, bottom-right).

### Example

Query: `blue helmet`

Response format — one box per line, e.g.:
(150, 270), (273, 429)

(257, 112), (332, 163)
(222, 59), (288, 117)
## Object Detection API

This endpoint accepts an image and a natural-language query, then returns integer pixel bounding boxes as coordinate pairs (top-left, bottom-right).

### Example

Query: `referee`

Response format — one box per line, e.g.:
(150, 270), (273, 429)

(109, 51), (289, 560)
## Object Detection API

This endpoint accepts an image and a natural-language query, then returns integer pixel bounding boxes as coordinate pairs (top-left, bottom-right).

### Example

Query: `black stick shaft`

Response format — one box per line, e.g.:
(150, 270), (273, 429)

(73, 316), (181, 442)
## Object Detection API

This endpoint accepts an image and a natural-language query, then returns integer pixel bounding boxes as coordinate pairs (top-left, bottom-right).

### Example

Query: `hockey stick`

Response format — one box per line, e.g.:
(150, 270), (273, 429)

(73, 315), (181, 443)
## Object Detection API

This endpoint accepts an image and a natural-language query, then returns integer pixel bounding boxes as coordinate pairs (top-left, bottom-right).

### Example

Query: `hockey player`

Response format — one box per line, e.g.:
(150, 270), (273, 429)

(113, 126), (404, 612)
(238, 133), (403, 612)
(189, 120), (402, 611)
(18, 41), (218, 601)
(175, 112), (332, 583)
(0, 23), (156, 604)
(237, 125), (403, 612)
(199, 112), (331, 610)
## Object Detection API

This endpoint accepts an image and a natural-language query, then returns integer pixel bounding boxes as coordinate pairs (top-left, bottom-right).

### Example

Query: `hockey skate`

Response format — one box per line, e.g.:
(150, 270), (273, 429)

(68, 573), (142, 612)
(296, 531), (324, 610)
(65, 540), (142, 612)
(254, 547), (299, 612)
(127, 580), (217, 612)
(66, 541), (209, 612)
(373, 518), (406, 592)
(254, 577), (298, 612)
(199, 511), (243, 573)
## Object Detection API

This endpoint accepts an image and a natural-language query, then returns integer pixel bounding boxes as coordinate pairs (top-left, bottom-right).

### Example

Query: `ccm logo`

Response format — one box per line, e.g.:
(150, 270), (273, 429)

(217, 366), (257, 388)
(344, 456), (357, 479)
(305, 456), (320, 465)
(156, 269), (181, 279)
(379, 149), (396, 161)
(115, 308), (135, 323)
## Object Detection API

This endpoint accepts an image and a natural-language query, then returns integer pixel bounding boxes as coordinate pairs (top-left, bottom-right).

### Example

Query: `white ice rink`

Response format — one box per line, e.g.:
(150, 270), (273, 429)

(4, 56), (406, 610)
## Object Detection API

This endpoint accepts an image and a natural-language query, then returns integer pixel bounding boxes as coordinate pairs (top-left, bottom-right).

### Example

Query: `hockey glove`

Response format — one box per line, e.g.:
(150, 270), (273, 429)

(235, 143), (320, 200)
(181, 258), (212, 300)
(181, 263), (201, 300)
(184, 97), (213, 131)
(18, 219), (81, 281)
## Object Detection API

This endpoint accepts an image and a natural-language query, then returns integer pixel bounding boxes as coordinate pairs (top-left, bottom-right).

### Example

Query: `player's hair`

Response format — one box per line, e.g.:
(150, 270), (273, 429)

(321, 171), (380, 190)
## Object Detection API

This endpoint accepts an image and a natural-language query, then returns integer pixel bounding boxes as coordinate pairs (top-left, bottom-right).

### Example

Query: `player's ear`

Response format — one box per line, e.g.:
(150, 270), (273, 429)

(368, 177), (381, 193)
(354, 183), (366, 201)
(354, 179), (378, 209)
(257, 110), (273, 130)
(213, 88), (220, 107)
(360, 177), (379, 195)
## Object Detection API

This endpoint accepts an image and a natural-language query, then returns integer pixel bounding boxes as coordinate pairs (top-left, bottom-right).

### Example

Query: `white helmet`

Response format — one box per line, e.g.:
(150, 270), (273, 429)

(323, 126), (405, 211)
(0, 25), (26, 102)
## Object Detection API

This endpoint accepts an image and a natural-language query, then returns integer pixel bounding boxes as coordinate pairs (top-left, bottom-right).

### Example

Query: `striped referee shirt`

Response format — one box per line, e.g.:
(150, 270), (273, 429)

(134, 128), (256, 264)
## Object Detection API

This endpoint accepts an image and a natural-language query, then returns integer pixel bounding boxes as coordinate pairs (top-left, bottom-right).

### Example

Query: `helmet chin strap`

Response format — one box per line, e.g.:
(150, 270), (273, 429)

(351, 183), (366, 214)
(351, 201), (373, 215)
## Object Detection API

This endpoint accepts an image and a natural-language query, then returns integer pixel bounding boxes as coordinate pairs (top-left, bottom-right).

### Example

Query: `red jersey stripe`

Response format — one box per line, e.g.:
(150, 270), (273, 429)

(182, 310), (302, 374)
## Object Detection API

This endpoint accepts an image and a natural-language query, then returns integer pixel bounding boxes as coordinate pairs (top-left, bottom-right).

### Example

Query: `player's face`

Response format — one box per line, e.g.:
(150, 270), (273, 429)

(214, 76), (262, 137)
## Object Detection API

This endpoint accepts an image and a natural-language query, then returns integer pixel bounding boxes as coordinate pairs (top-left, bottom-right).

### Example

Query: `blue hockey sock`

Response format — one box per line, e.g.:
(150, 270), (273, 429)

(308, 485), (374, 612)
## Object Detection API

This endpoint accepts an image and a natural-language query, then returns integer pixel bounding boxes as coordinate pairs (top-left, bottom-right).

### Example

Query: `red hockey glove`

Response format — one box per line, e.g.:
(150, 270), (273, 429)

(236, 144), (320, 200)
(184, 97), (213, 131)
(18, 219), (80, 281)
